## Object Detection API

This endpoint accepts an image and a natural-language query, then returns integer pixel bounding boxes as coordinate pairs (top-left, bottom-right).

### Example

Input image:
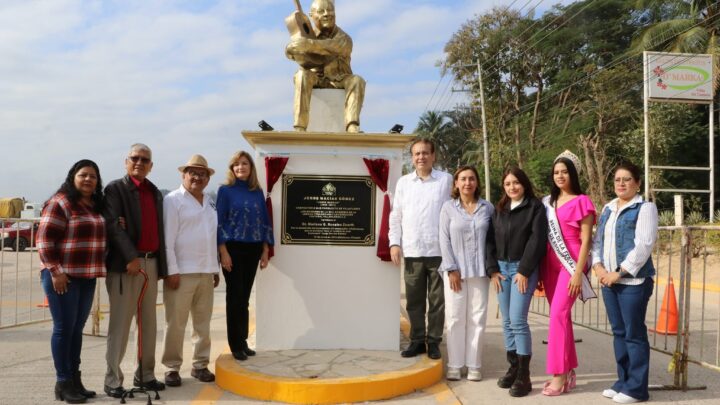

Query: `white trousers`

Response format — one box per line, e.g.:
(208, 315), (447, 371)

(443, 274), (489, 370)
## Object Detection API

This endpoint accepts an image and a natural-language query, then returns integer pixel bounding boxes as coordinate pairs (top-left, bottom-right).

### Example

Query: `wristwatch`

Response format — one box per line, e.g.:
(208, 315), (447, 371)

(616, 266), (630, 278)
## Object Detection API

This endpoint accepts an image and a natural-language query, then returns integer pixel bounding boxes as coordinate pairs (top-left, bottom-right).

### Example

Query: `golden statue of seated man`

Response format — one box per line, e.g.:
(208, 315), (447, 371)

(285, 0), (366, 133)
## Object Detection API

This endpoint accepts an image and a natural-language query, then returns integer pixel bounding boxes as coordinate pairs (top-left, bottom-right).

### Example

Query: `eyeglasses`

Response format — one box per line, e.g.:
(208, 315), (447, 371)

(614, 177), (634, 184)
(186, 170), (208, 179)
(128, 156), (151, 164)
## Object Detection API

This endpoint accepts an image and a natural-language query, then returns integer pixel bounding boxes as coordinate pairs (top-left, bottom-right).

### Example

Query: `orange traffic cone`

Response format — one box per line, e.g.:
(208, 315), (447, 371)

(650, 277), (678, 335)
(36, 295), (49, 308)
(534, 280), (546, 297)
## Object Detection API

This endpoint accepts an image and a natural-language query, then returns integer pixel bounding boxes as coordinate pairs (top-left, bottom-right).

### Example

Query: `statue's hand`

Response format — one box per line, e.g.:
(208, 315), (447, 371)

(286, 38), (310, 56)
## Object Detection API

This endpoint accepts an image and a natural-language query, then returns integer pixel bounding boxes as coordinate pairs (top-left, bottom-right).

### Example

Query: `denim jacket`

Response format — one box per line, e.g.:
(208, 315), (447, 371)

(596, 201), (655, 279)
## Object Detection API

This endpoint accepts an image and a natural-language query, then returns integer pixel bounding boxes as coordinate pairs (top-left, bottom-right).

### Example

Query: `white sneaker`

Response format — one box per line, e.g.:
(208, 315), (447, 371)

(467, 368), (482, 381)
(446, 367), (461, 381)
(602, 389), (618, 398)
(613, 393), (640, 404)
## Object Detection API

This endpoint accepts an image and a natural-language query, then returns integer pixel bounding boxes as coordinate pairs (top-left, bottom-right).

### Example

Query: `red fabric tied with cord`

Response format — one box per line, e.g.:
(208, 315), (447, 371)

(363, 158), (391, 261)
(265, 157), (289, 258)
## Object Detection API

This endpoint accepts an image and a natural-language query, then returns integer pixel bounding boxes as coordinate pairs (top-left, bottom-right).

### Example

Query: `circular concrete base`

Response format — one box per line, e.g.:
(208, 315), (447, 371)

(215, 351), (442, 404)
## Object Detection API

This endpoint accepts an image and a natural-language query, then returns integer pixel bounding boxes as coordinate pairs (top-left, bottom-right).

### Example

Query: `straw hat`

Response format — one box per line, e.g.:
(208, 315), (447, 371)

(178, 154), (215, 176)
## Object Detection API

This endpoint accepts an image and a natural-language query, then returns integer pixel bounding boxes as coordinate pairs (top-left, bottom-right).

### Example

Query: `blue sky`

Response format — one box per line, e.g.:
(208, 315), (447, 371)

(0, 0), (571, 201)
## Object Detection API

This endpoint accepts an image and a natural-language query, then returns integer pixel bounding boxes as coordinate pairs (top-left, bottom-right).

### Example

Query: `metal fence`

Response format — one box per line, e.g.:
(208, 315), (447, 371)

(4, 218), (719, 384)
(0, 218), (49, 328)
(531, 225), (720, 391)
(0, 217), (109, 335)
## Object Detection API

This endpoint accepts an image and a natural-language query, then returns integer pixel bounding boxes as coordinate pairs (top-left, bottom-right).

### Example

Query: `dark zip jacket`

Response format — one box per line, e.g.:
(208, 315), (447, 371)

(486, 197), (547, 277)
(103, 175), (168, 278)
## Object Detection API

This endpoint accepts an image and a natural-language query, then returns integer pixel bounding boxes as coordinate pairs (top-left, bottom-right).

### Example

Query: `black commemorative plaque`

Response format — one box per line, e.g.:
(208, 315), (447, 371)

(281, 174), (375, 246)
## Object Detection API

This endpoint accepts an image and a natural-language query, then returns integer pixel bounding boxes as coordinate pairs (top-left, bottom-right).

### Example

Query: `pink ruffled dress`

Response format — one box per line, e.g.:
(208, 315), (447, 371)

(541, 194), (595, 374)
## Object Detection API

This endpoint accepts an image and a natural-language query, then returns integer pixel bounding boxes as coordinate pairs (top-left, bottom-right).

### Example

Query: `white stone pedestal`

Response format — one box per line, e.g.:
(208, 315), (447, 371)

(243, 131), (412, 350)
(307, 89), (345, 133)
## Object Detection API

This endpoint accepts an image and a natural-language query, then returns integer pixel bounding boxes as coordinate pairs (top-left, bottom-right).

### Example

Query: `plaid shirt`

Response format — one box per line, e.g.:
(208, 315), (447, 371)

(37, 193), (107, 278)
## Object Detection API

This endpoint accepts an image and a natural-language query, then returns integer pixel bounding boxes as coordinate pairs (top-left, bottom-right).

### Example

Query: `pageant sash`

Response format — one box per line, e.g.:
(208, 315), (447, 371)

(542, 196), (597, 302)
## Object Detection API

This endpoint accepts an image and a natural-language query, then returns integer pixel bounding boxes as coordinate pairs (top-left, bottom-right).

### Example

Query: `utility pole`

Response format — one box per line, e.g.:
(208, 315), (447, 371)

(477, 59), (490, 201)
(451, 60), (491, 201)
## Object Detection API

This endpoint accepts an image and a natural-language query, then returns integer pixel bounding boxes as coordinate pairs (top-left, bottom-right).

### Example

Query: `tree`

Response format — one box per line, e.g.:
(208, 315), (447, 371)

(633, 0), (719, 214)
(580, 64), (642, 206)
(633, 0), (720, 88)
(441, 7), (542, 168)
(414, 110), (477, 171)
(437, 0), (643, 201)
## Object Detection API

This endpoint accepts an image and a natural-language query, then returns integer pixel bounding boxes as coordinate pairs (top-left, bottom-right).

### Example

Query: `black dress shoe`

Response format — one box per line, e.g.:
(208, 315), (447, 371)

(232, 351), (248, 361)
(164, 371), (182, 387)
(103, 385), (125, 398)
(240, 341), (256, 356)
(132, 378), (165, 391)
(427, 343), (442, 359)
(401, 342), (426, 358)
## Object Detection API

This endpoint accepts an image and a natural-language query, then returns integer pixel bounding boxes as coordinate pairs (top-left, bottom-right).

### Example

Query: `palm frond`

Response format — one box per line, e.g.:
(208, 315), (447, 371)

(631, 19), (697, 52)
(672, 26), (710, 53)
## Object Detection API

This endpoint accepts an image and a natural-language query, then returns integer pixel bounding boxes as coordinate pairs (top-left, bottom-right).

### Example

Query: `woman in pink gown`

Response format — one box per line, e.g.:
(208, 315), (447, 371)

(541, 151), (595, 396)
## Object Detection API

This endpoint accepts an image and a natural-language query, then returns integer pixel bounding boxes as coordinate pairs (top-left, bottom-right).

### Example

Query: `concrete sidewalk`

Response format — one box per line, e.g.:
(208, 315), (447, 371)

(0, 285), (718, 405)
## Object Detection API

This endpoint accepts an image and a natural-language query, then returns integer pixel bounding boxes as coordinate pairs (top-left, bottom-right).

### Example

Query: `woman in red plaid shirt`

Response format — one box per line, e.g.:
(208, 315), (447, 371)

(38, 159), (106, 404)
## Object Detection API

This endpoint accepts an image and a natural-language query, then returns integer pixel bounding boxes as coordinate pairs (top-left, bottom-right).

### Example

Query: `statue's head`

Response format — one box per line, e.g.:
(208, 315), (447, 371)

(310, 0), (335, 31)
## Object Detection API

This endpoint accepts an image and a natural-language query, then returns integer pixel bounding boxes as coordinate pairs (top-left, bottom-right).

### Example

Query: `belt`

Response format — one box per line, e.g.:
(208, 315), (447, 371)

(138, 251), (157, 259)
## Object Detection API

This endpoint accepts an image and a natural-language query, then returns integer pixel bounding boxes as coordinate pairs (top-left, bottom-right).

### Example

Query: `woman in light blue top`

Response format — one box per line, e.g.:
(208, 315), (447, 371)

(438, 165), (495, 381)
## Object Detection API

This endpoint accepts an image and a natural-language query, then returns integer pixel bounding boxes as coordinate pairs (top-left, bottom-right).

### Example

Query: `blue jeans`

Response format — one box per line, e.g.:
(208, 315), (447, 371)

(41, 269), (97, 382)
(602, 278), (653, 401)
(496, 261), (538, 355)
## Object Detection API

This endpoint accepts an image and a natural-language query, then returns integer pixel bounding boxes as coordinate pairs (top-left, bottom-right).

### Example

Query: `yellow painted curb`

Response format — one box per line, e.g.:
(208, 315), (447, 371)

(216, 352), (442, 404)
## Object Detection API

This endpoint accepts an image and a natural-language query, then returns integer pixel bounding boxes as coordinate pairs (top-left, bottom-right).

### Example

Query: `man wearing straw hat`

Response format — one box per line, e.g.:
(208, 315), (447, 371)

(161, 154), (220, 387)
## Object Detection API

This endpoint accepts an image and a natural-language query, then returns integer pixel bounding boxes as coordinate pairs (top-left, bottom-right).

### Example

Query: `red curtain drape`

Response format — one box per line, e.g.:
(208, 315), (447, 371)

(265, 156), (289, 258)
(363, 158), (391, 261)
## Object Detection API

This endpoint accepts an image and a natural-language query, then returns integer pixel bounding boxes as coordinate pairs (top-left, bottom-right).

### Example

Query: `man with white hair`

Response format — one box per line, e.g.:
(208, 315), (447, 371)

(103, 143), (167, 397)
(285, 0), (366, 132)
(161, 154), (220, 387)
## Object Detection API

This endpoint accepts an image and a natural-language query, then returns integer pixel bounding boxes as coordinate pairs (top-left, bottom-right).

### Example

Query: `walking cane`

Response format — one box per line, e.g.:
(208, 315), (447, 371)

(121, 269), (160, 404)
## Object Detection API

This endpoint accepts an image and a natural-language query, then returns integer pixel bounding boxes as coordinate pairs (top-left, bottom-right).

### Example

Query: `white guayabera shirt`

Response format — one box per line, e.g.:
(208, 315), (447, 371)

(388, 168), (453, 258)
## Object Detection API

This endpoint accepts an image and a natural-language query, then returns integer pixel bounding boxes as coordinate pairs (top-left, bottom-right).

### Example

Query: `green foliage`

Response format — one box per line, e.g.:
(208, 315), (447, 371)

(414, 109), (479, 172)
(425, 0), (717, 213)
(658, 210), (675, 226)
(685, 210), (706, 225)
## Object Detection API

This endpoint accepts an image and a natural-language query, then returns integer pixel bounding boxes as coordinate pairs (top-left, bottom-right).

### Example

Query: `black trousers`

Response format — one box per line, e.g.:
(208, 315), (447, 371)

(223, 241), (263, 353)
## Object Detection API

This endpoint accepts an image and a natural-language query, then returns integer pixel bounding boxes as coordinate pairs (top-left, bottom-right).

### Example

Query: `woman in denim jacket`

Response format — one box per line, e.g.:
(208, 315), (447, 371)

(591, 162), (658, 404)
(486, 166), (547, 397)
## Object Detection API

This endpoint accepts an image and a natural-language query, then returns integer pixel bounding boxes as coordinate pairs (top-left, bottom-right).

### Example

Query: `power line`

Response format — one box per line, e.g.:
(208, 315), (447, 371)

(430, 1), (719, 165)
(422, 0), (534, 115)
(474, 10), (720, 137)
(480, 0), (599, 78)
(475, 0), (549, 72)
(446, 51), (714, 170)
(506, 11), (720, 121)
